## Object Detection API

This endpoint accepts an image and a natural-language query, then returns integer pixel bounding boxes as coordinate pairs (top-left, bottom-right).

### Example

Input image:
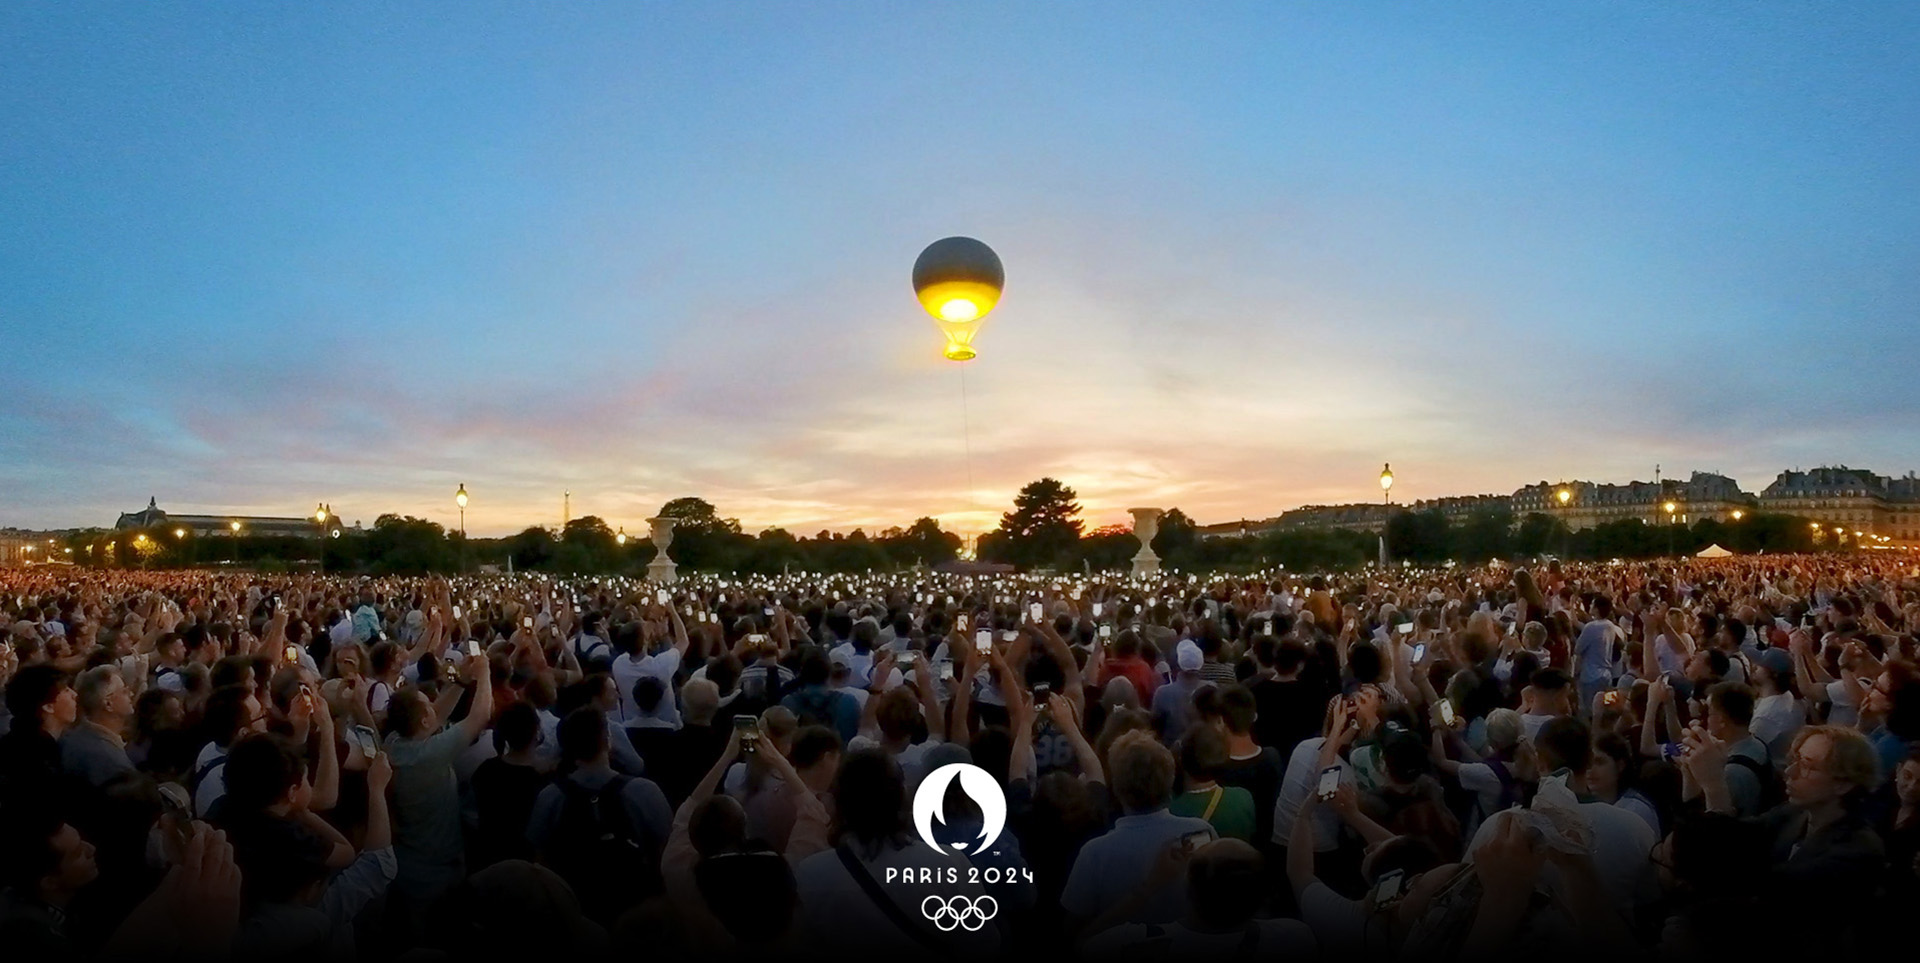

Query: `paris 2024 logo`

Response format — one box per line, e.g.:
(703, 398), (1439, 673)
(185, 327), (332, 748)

(886, 762), (1032, 931)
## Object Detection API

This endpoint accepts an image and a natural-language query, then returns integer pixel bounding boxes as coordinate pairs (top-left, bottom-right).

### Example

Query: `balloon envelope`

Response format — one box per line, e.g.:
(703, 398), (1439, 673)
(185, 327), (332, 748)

(913, 237), (1003, 361)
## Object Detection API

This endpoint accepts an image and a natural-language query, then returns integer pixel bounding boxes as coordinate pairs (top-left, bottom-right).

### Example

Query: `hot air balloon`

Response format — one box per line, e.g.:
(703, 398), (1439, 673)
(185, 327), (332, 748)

(912, 237), (1004, 362)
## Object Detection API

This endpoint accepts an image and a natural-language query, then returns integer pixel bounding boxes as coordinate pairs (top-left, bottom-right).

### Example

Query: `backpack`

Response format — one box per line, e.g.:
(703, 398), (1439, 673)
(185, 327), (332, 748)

(1727, 751), (1786, 812)
(544, 775), (659, 923)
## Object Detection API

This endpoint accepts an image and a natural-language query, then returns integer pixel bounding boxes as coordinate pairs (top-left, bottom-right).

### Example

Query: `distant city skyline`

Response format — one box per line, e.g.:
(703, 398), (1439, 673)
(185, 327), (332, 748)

(4, 6), (1916, 537)
(4, 462), (1912, 544)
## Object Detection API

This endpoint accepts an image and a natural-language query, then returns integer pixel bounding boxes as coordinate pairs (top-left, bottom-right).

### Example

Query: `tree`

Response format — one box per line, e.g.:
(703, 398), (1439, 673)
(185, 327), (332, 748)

(652, 497), (748, 572)
(656, 497), (741, 535)
(364, 515), (456, 574)
(555, 516), (619, 573)
(1070, 524), (1138, 572)
(880, 517), (962, 568)
(1150, 509), (1199, 565)
(1385, 509), (1450, 563)
(1514, 513), (1569, 558)
(504, 526), (556, 571)
(986, 478), (1084, 570)
(1450, 510), (1515, 563)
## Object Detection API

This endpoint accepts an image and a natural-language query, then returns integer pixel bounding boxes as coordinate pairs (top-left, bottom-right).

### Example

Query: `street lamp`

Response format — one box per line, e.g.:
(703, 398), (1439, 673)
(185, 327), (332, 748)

(1557, 488), (1571, 506)
(616, 527), (628, 547)
(229, 520), (242, 566)
(454, 484), (469, 573)
(174, 528), (186, 538)
(1731, 510), (1744, 521)
(314, 503), (330, 574)
(1378, 464), (1394, 566)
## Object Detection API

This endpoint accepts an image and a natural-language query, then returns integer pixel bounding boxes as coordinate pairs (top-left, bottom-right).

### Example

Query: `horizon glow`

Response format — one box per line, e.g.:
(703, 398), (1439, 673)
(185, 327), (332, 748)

(2, 4), (1917, 538)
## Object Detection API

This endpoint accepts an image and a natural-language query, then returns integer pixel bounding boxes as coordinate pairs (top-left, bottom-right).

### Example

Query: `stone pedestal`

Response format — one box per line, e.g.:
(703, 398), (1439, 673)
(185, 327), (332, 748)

(645, 516), (678, 583)
(1129, 508), (1164, 576)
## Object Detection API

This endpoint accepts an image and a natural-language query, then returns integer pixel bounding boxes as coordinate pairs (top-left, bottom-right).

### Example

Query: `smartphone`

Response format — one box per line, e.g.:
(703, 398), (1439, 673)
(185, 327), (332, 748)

(936, 661), (955, 681)
(1029, 603), (1044, 623)
(283, 643), (300, 664)
(733, 714), (760, 753)
(1091, 603), (1103, 617)
(453, 605), (463, 619)
(1000, 630), (1017, 643)
(1263, 620), (1274, 636)
(657, 590), (671, 605)
(1099, 624), (1113, 639)
(1410, 643), (1427, 663)
(522, 616), (534, 629)
(348, 724), (379, 760)
(467, 639), (482, 657)
(974, 630), (992, 653)
(1032, 682), (1051, 705)
(764, 606), (775, 617)
(1134, 604), (1144, 615)
(1316, 766), (1341, 801)
(956, 614), (969, 633)
(1437, 700), (1458, 727)
(900, 650), (920, 666)
(1603, 690), (1622, 707)
(1396, 622), (1414, 635)
(1369, 869), (1408, 904)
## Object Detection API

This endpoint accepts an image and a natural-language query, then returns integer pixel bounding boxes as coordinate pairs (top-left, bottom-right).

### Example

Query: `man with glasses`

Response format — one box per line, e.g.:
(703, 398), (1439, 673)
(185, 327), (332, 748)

(1681, 723), (1885, 951)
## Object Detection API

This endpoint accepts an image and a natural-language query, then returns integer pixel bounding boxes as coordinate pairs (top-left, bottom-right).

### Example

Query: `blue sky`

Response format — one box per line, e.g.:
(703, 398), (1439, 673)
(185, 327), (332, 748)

(3, 3), (1916, 537)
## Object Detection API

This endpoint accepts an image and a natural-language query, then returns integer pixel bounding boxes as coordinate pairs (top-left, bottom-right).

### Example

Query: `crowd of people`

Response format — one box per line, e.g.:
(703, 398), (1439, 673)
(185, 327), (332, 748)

(1, 553), (1918, 960)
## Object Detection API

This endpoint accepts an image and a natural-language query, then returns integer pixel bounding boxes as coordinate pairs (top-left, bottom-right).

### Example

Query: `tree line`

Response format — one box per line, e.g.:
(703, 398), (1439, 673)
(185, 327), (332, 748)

(64, 479), (1833, 576)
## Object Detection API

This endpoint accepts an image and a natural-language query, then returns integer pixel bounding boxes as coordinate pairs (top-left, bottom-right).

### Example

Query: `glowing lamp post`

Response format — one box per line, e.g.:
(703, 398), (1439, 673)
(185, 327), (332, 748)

(616, 527), (628, 547)
(913, 237), (1004, 362)
(1378, 464), (1394, 566)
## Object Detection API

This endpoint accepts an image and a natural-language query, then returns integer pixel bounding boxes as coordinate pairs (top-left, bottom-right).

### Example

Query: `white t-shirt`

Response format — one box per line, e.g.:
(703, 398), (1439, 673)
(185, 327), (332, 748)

(612, 649), (683, 727)
(1271, 738), (1351, 851)
(1825, 680), (1861, 728)
(1750, 693), (1804, 757)
(192, 740), (229, 818)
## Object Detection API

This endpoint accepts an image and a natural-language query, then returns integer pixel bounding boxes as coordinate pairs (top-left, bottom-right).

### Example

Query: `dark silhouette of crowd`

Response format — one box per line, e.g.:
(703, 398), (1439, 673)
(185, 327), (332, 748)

(2, 554), (1918, 960)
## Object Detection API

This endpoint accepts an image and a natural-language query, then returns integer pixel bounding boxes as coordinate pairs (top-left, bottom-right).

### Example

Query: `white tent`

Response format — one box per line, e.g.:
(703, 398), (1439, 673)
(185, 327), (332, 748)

(1696, 544), (1734, 558)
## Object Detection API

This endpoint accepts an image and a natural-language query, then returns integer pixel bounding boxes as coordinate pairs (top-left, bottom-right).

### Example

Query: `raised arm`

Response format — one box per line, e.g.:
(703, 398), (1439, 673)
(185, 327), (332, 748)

(308, 687), (340, 811)
(1049, 693), (1104, 784)
(455, 652), (494, 745)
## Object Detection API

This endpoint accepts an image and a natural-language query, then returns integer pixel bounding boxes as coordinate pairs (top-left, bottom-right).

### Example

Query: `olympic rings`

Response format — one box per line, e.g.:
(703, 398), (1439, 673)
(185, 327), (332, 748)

(919, 894), (999, 932)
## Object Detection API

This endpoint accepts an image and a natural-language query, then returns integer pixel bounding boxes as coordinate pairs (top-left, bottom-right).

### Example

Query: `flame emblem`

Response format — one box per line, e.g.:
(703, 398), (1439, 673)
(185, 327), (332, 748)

(912, 763), (1006, 856)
